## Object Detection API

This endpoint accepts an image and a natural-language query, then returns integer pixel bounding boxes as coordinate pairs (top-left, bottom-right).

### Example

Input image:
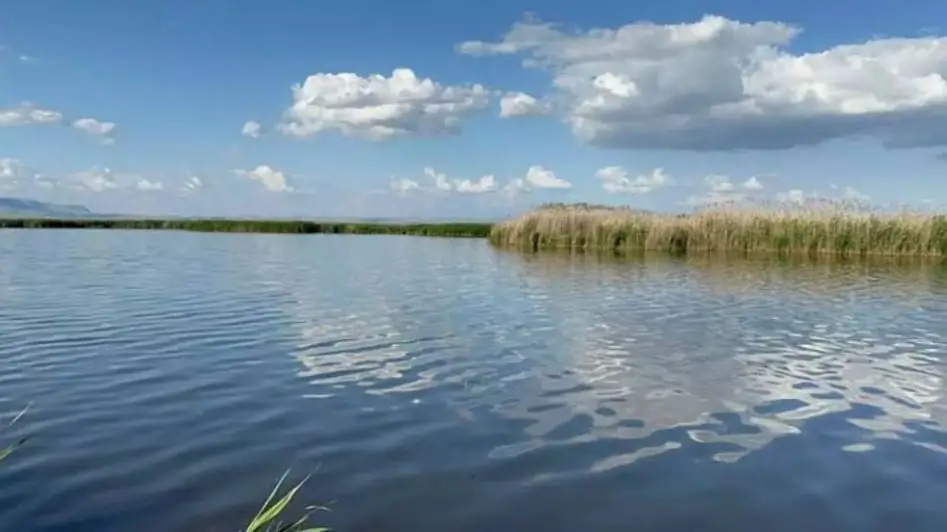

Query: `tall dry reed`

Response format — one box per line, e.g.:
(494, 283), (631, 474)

(489, 202), (947, 257)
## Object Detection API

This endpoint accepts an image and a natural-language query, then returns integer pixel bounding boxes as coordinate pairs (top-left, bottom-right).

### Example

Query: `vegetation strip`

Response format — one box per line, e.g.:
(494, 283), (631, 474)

(0, 218), (493, 238)
(9, 201), (947, 258)
(489, 203), (947, 257)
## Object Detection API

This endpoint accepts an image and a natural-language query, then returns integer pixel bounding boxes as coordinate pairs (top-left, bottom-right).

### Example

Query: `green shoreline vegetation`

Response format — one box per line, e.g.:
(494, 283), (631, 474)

(0, 217), (492, 238)
(489, 202), (947, 257)
(5, 200), (947, 258)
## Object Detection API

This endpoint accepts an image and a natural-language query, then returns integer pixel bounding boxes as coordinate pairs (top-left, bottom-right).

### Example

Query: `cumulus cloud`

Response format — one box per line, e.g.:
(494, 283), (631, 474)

(499, 91), (549, 117)
(0, 158), (26, 180)
(0, 158), (41, 189)
(0, 102), (116, 140)
(503, 166), (572, 194)
(454, 174), (498, 193)
(770, 185), (870, 206)
(241, 120), (262, 138)
(424, 167), (453, 191)
(135, 179), (164, 192)
(742, 176), (764, 191)
(0, 159), (172, 193)
(412, 167), (498, 194)
(72, 117), (116, 137)
(686, 174), (767, 205)
(72, 167), (119, 192)
(523, 165), (571, 189)
(236, 165), (293, 192)
(397, 165), (569, 195)
(0, 103), (63, 126)
(596, 166), (671, 194)
(841, 186), (870, 202)
(775, 189), (808, 204)
(181, 176), (204, 193)
(390, 177), (421, 193)
(460, 15), (947, 150)
(279, 68), (490, 140)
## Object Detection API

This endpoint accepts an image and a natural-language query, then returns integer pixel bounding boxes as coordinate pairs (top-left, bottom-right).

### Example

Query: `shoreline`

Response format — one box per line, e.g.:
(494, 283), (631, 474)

(0, 218), (494, 238)
(8, 202), (947, 259)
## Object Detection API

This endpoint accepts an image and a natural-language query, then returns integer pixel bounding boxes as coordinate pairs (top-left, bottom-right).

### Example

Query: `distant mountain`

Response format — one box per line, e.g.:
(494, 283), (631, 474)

(0, 197), (92, 218)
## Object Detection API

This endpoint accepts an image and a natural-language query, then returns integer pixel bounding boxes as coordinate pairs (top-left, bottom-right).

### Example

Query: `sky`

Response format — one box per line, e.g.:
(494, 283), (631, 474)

(2, 0), (947, 220)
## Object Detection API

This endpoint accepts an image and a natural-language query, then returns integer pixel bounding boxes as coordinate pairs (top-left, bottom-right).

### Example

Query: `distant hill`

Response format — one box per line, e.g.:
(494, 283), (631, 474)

(0, 197), (92, 218)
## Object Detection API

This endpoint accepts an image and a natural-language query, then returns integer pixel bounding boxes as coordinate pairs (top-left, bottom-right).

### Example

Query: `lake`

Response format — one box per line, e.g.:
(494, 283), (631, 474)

(2, 230), (947, 531)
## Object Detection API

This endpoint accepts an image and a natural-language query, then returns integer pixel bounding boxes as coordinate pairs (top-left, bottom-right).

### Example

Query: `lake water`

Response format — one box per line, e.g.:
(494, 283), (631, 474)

(3, 230), (947, 531)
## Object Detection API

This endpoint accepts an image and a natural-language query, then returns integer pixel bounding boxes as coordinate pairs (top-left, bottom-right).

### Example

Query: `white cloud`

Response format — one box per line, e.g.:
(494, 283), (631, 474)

(0, 158), (25, 180)
(460, 15), (947, 150)
(596, 166), (671, 194)
(499, 91), (548, 117)
(424, 167), (453, 191)
(742, 176), (764, 191)
(705, 174), (736, 193)
(0, 103), (63, 126)
(415, 167), (498, 194)
(278, 68), (490, 140)
(0, 158), (41, 189)
(397, 165), (568, 196)
(390, 177), (420, 193)
(776, 189), (808, 204)
(73, 167), (119, 192)
(502, 166), (572, 194)
(135, 179), (164, 192)
(523, 165), (571, 189)
(502, 178), (528, 194)
(454, 174), (497, 193)
(757, 185), (868, 206)
(236, 165), (293, 192)
(842, 186), (870, 202)
(241, 120), (262, 138)
(72, 117), (116, 136)
(0, 159), (171, 193)
(686, 173), (766, 205)
(181, 176), (204, 193)
(0, 103), (116, 140)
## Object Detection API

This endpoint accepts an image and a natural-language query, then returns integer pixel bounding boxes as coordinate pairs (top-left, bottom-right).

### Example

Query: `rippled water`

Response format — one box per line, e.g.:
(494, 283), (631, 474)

(3, 230), (947, 531)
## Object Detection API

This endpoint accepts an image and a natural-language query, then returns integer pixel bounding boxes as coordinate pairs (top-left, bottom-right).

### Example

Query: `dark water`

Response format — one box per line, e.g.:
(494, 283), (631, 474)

(3, 230), (947, 531)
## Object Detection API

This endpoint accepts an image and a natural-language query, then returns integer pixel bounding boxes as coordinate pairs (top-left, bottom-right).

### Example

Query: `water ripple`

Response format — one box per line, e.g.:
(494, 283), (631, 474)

(3, 232), (947, 530)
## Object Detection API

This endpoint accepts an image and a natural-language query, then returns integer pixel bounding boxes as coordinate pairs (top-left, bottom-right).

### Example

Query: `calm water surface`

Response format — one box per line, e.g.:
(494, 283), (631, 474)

(2, 230), (947, 531)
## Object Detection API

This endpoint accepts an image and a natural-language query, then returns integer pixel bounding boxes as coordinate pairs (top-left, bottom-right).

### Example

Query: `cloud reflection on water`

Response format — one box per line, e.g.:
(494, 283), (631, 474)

(488, 252), (947, 468)
(267, 239), (947, 473)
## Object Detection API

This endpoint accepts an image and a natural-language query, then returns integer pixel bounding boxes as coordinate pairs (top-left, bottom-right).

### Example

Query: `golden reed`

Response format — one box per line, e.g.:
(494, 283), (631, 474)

(489, 201), (947, 257)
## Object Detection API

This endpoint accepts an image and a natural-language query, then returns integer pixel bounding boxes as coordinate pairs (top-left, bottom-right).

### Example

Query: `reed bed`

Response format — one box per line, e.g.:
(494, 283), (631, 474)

(489, 201), (947, 257)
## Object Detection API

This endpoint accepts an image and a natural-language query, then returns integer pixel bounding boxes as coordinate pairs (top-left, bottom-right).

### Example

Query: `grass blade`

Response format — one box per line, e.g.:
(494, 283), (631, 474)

(0, 405), (30, 464)
(0, 445), (15, 462)
(245, 471), (322, 532)
(248, 469), (290, 529)
(6, 404), (29, 428)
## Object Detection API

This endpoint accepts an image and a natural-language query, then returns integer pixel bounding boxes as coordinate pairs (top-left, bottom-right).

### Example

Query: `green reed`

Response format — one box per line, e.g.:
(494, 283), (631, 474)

(0, 406), (29, 463)
(0, 217), (492, 238)
(243, 470), (329, 532)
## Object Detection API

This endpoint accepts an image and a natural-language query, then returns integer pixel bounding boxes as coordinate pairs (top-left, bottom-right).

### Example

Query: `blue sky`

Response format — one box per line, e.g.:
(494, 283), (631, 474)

(2, 0), (947, 219)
